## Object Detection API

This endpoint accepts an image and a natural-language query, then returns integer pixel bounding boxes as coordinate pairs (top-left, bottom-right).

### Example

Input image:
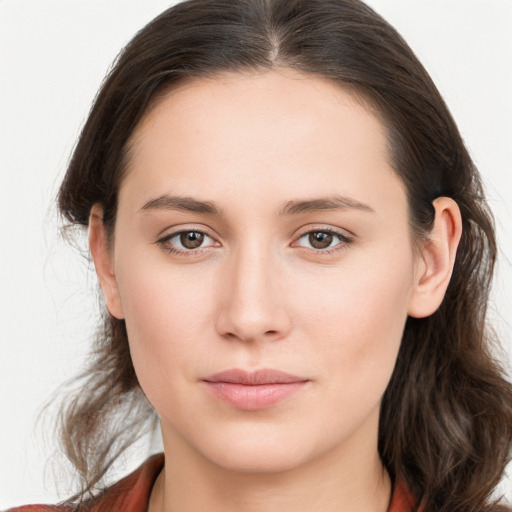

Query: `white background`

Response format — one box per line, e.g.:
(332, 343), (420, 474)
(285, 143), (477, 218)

(1, 0), (511, 508)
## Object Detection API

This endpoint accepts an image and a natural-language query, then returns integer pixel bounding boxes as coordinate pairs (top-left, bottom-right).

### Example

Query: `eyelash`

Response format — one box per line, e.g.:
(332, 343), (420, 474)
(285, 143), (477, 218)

(156, 227), (354, 257)
(293, 229), (353, 255)
(156, 229), (218, 257)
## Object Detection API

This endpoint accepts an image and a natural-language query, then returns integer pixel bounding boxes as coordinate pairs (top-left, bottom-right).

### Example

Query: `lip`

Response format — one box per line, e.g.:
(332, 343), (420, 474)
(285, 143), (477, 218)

(203, 369), (309, 410)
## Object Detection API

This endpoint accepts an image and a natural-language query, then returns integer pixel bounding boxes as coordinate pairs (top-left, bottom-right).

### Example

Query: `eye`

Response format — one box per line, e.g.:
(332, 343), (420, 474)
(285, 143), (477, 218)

(295, 230), (352, 251)
(158, 230), (217, 254)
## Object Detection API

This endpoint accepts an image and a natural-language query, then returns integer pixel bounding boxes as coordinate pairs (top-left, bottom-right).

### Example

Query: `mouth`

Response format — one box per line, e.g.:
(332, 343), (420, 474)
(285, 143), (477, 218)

(203, 368), (310, 410)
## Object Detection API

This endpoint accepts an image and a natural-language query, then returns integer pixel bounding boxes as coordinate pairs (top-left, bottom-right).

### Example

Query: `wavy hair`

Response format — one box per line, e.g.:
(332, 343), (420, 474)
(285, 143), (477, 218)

(57, 0), (512, 510)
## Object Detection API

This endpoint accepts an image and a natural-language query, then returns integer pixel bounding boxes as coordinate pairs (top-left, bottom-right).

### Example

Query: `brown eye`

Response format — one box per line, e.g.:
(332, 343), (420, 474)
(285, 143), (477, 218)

(308, 231), (333, 249)
(157, 230), (217, 255)
(179, 231), (205, 249)
(295, 229), (352, 253)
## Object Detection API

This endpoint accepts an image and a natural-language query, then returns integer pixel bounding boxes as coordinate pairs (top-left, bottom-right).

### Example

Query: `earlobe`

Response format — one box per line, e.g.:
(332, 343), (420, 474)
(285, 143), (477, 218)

(88, 204), (125, 319)
(408, 197), (463, 319)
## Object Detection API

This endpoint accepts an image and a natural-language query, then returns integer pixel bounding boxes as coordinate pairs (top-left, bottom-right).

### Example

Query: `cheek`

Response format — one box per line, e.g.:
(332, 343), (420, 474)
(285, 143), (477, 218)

(114, 249), (218, 398)
(294, 241), (415, 401)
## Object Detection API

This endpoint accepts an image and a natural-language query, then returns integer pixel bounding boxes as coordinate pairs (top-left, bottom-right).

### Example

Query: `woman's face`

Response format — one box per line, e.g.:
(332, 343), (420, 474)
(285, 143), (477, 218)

(104, 69), (421, 473)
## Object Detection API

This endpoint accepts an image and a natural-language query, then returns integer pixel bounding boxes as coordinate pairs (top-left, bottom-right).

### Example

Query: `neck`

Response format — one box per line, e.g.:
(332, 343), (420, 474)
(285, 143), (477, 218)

(149, 414), (391, 512)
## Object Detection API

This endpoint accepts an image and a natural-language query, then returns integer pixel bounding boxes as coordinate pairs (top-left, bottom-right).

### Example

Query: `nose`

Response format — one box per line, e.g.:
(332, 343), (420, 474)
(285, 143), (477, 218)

(215, 242), (292, 343)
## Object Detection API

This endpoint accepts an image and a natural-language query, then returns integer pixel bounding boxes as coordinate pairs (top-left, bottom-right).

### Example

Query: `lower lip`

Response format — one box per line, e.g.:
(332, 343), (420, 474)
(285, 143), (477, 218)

(204, 381), (308, 410)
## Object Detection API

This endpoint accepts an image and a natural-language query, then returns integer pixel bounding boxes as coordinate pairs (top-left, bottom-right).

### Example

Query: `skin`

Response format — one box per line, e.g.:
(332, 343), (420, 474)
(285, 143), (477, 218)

(89, 68), (462, 512)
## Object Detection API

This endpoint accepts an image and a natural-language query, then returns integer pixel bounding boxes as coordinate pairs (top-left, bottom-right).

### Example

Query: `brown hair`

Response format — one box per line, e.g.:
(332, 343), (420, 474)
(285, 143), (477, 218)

(57, 0), (512, 510)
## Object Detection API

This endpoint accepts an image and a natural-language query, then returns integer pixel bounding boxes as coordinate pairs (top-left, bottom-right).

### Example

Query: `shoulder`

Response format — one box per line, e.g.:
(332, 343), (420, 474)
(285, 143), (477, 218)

(4, 454), (165, 512)
(87, 453), (164, 512)
(4, 507), (70, 512)
(388, 480), (416, 512)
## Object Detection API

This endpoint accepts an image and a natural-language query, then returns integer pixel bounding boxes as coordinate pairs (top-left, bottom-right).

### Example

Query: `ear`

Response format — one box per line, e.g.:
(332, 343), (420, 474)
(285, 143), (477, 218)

(88, 204), (125, 319)
(408, 197), (463, 318)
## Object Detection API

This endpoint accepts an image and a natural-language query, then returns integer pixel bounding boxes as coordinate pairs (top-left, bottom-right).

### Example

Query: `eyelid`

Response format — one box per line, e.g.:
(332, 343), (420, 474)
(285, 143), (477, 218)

(292, 224), (354, 241)
(154, 221), (216, 238)
(291, 226), (354, 254)
(156, 225), (220, 256)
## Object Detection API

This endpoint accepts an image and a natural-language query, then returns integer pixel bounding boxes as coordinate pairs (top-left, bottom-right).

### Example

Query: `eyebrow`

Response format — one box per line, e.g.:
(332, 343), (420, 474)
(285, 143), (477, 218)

(140, 195), (222, 215)
(279, 195), (375, 216)
(139, 194), (374, 216)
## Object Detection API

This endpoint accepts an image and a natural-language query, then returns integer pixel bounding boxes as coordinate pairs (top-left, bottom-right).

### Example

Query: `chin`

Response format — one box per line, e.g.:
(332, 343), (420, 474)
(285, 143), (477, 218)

(184, 420), (327, 475)
(205, 440), (310, 474)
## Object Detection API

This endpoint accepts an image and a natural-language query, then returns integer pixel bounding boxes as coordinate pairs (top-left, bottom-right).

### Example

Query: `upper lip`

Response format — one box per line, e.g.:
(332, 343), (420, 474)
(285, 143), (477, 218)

(203, 368), (309, 385)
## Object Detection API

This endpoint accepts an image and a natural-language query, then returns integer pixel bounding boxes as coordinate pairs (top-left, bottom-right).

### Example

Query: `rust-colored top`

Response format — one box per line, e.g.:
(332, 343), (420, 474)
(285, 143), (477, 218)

(6, 454), (416, 512)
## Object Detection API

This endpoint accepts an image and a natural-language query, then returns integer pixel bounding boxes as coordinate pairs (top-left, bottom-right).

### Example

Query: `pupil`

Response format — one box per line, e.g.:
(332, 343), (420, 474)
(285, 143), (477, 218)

(309, 232), (333, 249)
(180, 231), (204, 249)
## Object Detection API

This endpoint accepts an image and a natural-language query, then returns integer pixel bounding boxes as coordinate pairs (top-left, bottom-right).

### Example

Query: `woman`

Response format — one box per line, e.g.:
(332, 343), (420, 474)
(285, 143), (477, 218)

(5, 0), (512, 511)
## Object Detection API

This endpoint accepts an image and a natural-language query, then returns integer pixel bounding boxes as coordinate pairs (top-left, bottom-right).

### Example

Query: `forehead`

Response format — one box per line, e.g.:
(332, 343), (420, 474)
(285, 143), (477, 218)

(121, 68), (404, 215)
(130, 68), (383, 148)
